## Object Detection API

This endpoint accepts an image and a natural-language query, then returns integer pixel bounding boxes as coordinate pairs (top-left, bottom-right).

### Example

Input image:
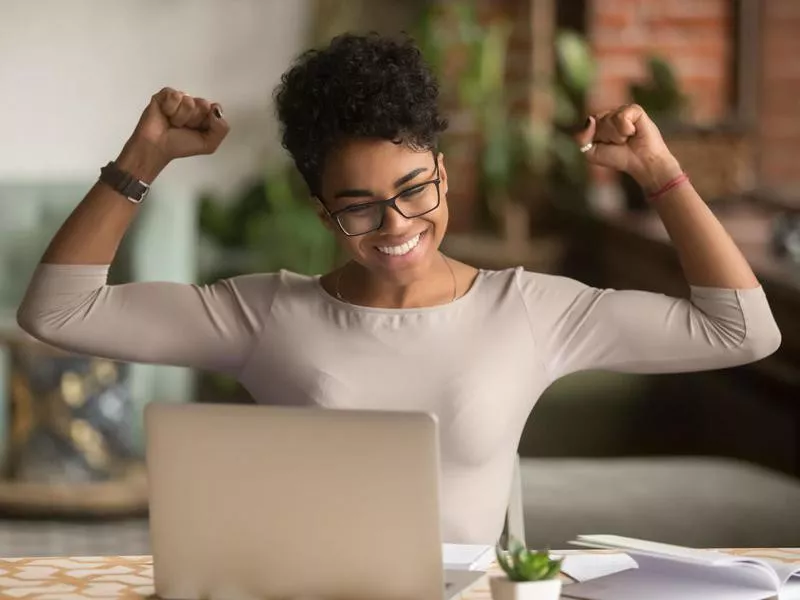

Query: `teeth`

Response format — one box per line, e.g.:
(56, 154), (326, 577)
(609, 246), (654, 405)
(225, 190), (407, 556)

(377, 233), (421, 256)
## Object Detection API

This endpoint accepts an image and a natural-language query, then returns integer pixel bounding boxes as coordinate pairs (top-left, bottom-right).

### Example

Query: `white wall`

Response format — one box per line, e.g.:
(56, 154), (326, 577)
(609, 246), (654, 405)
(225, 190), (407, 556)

(0, 0), (314, 417)
(0, 0), (313, 194)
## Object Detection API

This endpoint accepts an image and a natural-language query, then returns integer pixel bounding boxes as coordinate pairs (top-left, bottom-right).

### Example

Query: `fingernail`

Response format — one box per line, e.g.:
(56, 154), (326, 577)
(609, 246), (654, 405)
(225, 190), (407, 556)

(213, 106), (223, 119)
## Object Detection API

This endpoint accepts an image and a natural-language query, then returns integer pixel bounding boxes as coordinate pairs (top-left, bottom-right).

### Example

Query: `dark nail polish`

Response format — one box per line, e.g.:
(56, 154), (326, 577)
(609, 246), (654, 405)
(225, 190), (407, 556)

(213, 106), (223, 119)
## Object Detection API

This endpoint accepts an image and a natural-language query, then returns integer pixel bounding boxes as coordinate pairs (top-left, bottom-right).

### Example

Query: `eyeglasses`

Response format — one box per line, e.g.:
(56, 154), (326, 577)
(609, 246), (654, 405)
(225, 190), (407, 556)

(322, 156), (441, 237)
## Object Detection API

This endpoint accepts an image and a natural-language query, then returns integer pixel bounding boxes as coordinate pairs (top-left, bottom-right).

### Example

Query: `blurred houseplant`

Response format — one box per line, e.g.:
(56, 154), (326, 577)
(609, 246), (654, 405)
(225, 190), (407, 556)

(416, 2), (595, 242)
(197, 163), (337, 398)
(198, 163), (337, 282)
(622, 55), (688, 210)
(630, 56), (688, 126)
(491, 537), (564, 600)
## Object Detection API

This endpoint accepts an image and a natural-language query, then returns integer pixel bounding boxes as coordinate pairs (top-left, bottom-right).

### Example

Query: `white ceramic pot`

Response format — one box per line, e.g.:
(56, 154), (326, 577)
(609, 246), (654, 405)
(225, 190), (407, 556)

(489, 577), (562, 600)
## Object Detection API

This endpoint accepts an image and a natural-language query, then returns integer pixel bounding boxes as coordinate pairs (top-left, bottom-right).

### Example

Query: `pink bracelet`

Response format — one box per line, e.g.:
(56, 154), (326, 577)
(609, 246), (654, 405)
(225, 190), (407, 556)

(647, 172), (689, 202)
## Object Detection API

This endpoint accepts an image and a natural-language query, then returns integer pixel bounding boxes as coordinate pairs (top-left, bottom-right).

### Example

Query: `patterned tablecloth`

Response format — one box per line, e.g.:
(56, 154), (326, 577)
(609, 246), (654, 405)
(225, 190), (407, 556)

(0, 548), (799, 599)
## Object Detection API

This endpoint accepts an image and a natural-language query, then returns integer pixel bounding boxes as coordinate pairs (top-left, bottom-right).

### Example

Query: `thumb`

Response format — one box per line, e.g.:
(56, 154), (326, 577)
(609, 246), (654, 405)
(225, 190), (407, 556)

(575, 116), (596, 148)
(201, 103), (230, 153)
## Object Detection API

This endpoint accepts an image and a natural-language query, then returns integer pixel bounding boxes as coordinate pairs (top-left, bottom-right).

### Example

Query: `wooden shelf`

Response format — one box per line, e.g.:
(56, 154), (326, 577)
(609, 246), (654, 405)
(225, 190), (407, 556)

(0, 463), (148, 518)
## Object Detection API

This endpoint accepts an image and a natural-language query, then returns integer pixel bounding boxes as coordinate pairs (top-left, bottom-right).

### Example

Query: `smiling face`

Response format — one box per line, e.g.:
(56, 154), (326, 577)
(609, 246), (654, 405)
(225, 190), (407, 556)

(318, 138), (449, 284)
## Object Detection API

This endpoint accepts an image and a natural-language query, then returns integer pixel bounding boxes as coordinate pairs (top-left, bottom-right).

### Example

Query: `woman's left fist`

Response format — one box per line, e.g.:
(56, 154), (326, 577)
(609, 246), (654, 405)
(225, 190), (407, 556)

(576, 104), (682, 193)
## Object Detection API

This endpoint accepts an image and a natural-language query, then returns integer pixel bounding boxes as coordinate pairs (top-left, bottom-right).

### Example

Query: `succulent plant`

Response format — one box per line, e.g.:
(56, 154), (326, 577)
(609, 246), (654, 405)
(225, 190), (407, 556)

(495, 538), (563, 582)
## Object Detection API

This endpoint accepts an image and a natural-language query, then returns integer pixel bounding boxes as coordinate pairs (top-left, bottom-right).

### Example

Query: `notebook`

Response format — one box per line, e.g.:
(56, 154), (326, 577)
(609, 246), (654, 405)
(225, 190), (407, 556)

(561, 535), (800, 600)
(442, 544), (496, 571)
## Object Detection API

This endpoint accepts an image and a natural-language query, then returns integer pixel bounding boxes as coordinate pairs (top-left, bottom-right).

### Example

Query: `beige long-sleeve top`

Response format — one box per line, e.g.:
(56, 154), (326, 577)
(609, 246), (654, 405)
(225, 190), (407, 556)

(17, 264), (781, 543)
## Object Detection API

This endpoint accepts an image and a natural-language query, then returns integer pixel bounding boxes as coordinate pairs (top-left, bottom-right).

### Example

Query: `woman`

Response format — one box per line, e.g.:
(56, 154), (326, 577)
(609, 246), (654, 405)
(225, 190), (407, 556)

(17, 34), (781, 544)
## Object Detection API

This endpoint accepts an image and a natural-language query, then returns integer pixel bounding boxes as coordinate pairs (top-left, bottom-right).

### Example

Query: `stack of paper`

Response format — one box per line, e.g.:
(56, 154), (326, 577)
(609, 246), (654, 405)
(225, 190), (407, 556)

(560, 535), (800, 600)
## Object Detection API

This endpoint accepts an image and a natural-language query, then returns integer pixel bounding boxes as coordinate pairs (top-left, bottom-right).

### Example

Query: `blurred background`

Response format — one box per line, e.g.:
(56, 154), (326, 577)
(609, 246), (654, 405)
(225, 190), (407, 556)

(0, 0), (798, 557)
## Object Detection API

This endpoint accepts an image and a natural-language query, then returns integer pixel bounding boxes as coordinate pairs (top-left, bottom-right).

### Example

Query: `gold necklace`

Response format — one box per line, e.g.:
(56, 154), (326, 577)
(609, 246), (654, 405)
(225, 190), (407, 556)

(335, 253), (458, 305)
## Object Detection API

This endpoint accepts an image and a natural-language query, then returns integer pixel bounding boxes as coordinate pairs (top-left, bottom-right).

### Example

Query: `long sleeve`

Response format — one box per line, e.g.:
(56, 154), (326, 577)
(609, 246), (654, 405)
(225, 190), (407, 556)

(16, 263), (279, 375)
(516, 269), (782, 381)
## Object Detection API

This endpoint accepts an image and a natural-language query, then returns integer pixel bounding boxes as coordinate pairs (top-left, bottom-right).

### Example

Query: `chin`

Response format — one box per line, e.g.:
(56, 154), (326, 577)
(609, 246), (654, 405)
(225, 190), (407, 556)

(359, 227), (439, 277)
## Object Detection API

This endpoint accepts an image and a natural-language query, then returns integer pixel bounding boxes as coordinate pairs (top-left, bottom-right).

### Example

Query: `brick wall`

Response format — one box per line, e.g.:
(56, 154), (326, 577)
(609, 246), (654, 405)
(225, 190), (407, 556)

(758, 1), (800, 198)
(588, 0), (733, 123)
(440, 0), (740, 228)
(588, 0), (800, 201)
(585, 0), (741, 199)
(436, 0), (800, 226)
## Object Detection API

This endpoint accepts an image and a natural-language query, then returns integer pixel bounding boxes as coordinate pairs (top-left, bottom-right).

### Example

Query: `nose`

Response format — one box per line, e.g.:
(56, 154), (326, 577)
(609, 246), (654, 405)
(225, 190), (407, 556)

(380, 203), (412, 232)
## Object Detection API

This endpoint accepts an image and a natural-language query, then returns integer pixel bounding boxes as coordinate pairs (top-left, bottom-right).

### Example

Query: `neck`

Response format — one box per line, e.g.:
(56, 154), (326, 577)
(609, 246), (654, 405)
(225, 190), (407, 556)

(338, 254), (456, 309)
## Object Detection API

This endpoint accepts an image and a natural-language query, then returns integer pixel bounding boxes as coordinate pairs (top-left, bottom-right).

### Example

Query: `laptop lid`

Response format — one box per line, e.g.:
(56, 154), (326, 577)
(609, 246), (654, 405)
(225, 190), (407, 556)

(145, 403), (445, 600)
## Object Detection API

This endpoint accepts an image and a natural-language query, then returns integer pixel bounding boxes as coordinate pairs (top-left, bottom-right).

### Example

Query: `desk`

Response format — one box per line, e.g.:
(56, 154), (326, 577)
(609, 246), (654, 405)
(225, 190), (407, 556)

(1, 548), (799, 599)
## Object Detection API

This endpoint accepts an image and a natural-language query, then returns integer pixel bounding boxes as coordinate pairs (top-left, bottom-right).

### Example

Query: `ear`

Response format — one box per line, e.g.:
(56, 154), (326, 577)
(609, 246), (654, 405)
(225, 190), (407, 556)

(314, 196), (335, 231)
(437, 151), (448, 196)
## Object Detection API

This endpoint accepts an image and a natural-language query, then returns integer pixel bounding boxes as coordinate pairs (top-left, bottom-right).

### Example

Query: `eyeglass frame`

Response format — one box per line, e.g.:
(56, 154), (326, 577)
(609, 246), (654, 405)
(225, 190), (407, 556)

(317, 151), (441, 237)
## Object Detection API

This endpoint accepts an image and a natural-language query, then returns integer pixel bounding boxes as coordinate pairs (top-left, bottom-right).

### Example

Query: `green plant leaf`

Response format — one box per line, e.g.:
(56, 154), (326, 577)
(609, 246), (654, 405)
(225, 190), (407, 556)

(508, 537), (525, 557)
(552, 84), (579, 127)
(544, 558), (564, 580)
(413, 4), (445, 77)
(629, 55), (688, 123)
(498, 539), (563, 582)
(414, 3), (596, 226)
(521, 120), (553, 176)
(495, 545), (518, 580)
(555, 29), (595, 94)
(550, 132), (586, 181)
(480, 19), (512, 95)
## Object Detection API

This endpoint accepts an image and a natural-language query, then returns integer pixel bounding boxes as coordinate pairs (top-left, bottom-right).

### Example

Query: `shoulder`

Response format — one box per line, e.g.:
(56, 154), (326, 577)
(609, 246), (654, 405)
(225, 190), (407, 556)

(212, 269), (321, 309)
(478, 266), (600, 313)
(479, 266), (591, 296)
(220, 269), (314, 289)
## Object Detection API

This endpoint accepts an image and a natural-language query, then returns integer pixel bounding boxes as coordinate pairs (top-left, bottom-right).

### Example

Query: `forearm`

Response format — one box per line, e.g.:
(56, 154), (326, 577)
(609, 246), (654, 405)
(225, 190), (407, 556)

(41, 139), (167, 265)
(636, 156), (760, 290)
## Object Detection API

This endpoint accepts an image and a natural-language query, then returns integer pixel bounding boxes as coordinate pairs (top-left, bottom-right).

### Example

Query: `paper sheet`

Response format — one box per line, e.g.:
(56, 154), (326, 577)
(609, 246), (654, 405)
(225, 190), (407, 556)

(554, 552), (638, 582)
(442, 544), (495, 571)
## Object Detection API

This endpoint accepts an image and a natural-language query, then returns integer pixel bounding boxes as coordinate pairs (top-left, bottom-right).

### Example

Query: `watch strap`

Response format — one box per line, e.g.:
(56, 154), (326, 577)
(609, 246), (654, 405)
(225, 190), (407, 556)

(99, 161), (150, 203)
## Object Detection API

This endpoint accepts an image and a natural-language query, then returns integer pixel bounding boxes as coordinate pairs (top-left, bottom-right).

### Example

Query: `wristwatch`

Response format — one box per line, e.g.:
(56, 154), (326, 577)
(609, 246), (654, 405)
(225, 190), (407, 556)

(99, 161), (150, 204)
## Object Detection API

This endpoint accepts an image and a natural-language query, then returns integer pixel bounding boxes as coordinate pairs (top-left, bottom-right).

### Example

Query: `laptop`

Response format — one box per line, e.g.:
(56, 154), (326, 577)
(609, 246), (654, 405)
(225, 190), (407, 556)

(145, 403), (484, 599)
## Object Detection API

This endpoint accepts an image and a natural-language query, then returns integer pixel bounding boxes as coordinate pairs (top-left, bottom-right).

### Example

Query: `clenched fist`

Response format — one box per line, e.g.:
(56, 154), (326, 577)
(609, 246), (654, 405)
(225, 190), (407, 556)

(576, 104), (682, 194)
(117, 88), (230, 182)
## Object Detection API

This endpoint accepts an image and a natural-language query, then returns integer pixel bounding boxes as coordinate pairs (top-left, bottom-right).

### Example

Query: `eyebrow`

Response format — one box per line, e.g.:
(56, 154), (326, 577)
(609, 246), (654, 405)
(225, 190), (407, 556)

(333, 166), (429, 199)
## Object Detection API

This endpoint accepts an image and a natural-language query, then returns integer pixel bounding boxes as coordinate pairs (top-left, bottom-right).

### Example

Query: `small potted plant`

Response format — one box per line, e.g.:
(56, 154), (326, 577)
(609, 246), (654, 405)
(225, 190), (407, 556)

(491, 538), (564, 600)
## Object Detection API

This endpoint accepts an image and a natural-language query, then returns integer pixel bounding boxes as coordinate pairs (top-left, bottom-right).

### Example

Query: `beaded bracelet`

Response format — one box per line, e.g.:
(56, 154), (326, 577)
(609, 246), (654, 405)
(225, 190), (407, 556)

(647, 171), (690, 202)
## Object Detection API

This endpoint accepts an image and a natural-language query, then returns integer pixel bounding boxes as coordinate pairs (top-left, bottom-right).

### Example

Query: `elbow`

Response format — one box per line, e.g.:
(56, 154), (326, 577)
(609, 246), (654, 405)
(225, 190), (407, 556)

(16, 298), (68, 348)
(739, 319), (782, 363)
(16, 301), (51, 343)
(15, 264), (109, 350)
(693, 286), (782, 364)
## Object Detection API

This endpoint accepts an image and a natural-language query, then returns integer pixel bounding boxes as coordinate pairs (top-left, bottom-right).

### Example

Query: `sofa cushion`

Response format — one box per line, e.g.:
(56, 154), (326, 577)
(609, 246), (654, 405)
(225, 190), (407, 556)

(520, 456), (800, 549)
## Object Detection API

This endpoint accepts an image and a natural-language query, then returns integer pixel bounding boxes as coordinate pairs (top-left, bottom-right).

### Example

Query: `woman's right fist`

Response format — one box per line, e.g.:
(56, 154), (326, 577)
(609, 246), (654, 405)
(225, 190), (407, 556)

(130, 88), (230, 162)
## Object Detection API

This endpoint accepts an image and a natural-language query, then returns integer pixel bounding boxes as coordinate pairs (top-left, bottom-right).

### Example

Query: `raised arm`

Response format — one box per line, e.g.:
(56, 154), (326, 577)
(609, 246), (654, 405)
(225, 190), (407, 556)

(521, 105), (781, 380)
(16, 89), (266, 374)
(577, 105), (759, 290)
(518, 271), (780, 380)
(38, 88), (228, 266)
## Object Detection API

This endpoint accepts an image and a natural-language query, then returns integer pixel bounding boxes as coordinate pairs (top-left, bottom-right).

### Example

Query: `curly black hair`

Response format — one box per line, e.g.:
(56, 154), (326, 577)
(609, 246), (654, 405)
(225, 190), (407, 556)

(273, 32), (448, 197)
